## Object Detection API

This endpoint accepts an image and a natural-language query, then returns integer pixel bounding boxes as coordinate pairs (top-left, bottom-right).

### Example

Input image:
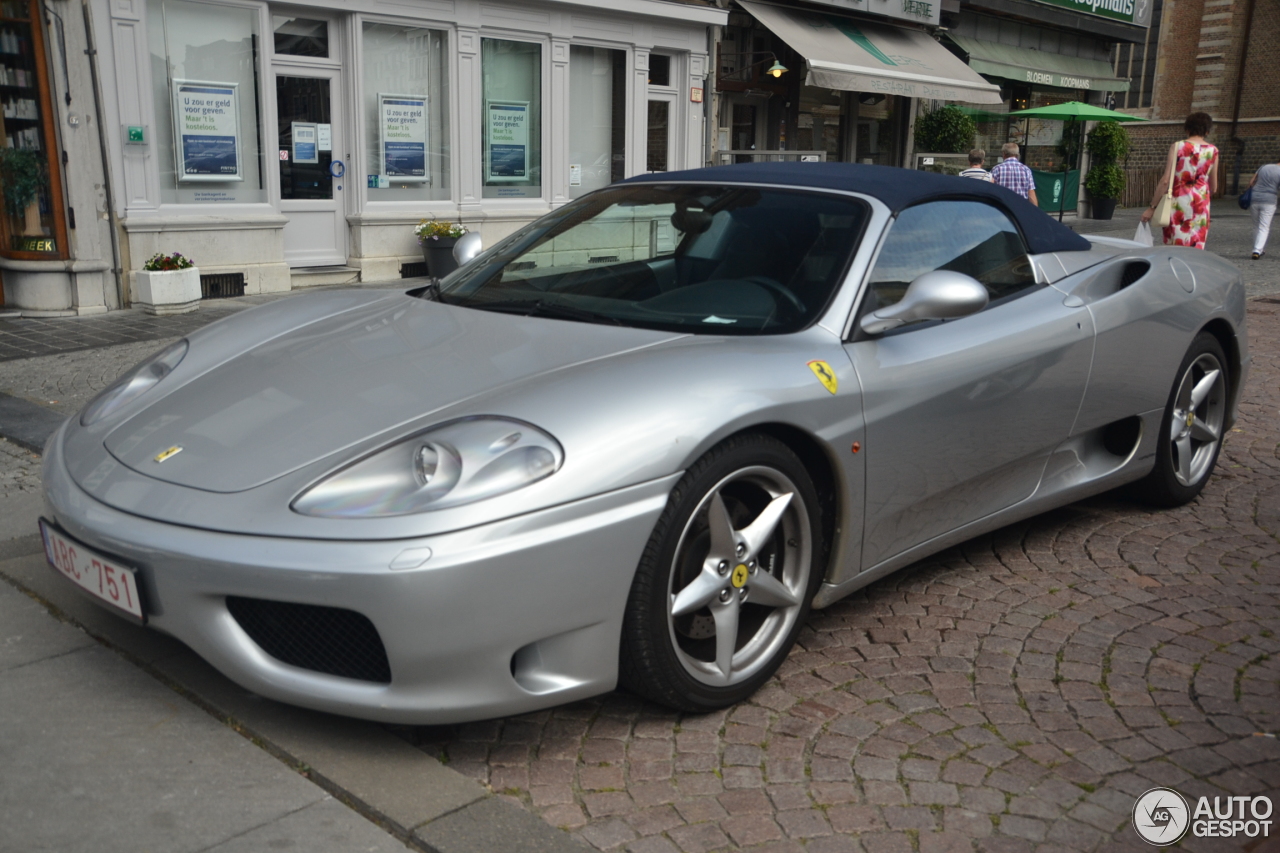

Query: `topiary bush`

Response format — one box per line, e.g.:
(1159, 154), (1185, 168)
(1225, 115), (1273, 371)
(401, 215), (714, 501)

(1084, 122), (1130, 199)
(914, 105), (976, 154)
(1084, 163), (1125, 199)
(0, 148), (44, 215)
(1086, 122), (1130, 163)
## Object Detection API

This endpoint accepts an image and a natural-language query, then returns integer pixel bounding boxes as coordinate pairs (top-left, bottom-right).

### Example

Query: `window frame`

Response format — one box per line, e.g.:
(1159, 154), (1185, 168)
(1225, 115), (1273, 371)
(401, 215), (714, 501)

(352, 13), (454, 211)
(848, 197), (1043, 341)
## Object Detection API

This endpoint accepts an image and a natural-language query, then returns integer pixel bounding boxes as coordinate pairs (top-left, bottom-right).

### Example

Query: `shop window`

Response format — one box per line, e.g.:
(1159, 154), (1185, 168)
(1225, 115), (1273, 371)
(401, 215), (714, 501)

(568, 46), (624, 199)
(362, 23), (450, 201)
(646, 100), (670, 172)
(796, 87), (842, 160)
(273, 16), (328, 58)
(855, 94), (901, 167)
(647, 54), (670, 87)
(147, 0), (267, 204)
(482, 38), (541, 200)
(0, 0), (67, 257)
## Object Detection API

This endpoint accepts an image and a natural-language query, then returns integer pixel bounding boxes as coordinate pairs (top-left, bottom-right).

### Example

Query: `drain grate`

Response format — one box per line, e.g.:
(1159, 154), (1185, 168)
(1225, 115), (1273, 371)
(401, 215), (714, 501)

(200, 272), (246, 299)
(400, 261), (430, 278)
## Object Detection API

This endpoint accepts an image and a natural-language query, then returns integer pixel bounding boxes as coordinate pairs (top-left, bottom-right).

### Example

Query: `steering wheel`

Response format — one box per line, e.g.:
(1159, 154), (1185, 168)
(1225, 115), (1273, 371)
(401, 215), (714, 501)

(744, 276), (806, 318)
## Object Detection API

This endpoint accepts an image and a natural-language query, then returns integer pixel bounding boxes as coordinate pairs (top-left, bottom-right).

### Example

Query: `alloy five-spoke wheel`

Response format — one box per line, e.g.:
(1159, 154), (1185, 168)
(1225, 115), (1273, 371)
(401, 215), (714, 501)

(1168, 351), (1226, 487)
(1132, 331), (1230, 507)
(620, 434), (824, 711)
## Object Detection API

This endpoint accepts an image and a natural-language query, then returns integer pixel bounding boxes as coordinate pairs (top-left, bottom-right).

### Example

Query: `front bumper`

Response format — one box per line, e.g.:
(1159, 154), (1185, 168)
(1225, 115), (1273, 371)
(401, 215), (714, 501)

(42, 423), (678, 724)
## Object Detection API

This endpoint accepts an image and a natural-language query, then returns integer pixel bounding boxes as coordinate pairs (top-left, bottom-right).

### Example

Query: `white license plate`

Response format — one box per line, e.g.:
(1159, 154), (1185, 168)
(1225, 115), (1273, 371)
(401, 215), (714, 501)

(40, 520), (144, 621)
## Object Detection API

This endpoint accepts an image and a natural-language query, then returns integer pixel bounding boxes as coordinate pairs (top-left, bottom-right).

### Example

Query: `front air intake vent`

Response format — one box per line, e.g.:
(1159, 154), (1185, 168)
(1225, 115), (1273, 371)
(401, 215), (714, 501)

(226, 596), (391, 683)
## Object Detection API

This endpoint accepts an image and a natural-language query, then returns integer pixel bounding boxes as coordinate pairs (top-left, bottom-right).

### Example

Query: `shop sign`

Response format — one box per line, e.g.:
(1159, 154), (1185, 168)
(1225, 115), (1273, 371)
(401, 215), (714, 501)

(1027, 0), (1151, 27)
(801, 0), (940, 27)
(379, 94), (428, 182)
(172, 80), (242, 182)
(15, 236), (55, 252)
(1023, 69), (1099, 89)
(485, 100), (530, 182)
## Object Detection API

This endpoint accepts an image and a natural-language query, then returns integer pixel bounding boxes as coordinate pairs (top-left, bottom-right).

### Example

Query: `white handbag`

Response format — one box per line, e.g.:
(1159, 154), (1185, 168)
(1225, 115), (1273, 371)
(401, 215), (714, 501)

(1152, 142), (1180, 228)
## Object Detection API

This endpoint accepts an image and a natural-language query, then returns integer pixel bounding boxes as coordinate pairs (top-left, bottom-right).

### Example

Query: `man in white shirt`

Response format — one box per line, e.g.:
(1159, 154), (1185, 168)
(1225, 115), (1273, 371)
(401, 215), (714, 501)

(959, 149), (994, 182)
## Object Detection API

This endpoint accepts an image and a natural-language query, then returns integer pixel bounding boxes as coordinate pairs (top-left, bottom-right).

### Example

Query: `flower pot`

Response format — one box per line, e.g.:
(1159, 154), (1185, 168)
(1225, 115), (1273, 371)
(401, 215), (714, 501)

(1091, 197), (1117, 220)
(422, 236), (459, 279)
(134, 267), (202, 315)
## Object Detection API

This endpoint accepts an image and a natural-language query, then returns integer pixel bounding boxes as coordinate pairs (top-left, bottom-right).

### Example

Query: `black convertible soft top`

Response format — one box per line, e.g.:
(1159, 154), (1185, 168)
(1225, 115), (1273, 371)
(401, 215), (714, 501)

(622, 162), (1092, 256)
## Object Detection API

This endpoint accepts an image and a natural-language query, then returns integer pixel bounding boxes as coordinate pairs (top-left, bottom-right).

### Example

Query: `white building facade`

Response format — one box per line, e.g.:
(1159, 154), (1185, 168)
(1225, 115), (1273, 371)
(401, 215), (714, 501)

(0, 0), (725, 313)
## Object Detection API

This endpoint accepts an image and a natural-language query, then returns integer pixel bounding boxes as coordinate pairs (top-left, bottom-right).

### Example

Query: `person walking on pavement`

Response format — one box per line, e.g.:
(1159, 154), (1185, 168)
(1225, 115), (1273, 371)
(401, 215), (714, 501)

(990, 143), (1038, 207)
(1140, 112), (1219, 249)
(960, 149), (994, 182)
(1245, 156), (1280, 259)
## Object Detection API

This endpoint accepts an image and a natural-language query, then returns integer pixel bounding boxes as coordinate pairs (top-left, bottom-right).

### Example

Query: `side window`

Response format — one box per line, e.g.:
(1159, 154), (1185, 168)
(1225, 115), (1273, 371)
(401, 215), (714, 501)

(864, 201), (1037, 314)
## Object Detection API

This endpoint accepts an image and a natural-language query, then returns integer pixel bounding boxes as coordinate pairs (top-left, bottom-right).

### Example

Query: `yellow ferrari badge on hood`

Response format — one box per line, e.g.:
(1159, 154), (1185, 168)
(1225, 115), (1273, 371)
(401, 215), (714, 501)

(154, 446), (184, 463)
(807, 360), (838, 395)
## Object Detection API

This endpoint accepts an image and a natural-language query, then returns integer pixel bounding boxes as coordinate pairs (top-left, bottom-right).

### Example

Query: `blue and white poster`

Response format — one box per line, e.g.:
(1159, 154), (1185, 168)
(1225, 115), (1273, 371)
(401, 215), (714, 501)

(173, 80), (242, 182)
(379, 94), (427, 182)
(292, 122), (318, 164)
(485, 100), (529, 182)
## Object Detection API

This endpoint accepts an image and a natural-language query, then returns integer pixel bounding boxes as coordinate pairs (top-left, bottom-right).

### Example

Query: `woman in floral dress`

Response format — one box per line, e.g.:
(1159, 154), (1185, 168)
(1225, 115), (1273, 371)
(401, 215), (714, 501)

(1141, 112), (1219, 248)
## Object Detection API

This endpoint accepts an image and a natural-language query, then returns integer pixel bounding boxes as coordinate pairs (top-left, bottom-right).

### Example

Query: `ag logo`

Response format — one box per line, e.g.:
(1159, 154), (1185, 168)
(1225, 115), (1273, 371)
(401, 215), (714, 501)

(1133, 787), (1190, 846)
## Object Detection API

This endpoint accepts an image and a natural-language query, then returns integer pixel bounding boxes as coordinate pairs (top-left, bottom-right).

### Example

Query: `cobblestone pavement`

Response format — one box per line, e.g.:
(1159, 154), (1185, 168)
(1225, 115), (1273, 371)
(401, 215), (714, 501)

(396, 299), (1280, 853)
(1, 219), (1277, 852)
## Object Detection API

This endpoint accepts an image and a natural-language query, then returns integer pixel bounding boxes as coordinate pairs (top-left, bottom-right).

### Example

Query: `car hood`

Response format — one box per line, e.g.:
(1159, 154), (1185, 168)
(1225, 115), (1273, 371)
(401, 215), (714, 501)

(103, 295), (683, 493)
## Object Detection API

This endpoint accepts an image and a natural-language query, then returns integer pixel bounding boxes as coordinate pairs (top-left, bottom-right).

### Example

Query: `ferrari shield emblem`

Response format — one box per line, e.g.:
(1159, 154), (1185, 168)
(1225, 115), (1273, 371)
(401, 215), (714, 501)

(807, 360), (838, 395)
(732, 564), (749, 588)
(153, 446), (183, 463)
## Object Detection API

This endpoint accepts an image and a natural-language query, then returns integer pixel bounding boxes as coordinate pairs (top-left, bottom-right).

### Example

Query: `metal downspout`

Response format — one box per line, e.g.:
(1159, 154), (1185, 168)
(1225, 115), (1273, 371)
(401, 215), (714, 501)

(80, 0), (125, 309)
(1228, 0), (1257, 195)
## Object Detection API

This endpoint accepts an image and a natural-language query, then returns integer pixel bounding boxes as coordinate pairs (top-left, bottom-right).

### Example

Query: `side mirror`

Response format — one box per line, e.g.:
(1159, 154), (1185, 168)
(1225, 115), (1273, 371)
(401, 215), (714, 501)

(860, 270), (989, 336)
(452, 231), (484, 266)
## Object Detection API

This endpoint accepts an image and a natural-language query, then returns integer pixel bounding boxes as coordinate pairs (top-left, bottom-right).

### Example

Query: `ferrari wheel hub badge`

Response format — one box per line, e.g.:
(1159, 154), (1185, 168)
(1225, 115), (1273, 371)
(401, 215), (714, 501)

(1185, 411), (1195, 429)
(731, 563), (749, 588)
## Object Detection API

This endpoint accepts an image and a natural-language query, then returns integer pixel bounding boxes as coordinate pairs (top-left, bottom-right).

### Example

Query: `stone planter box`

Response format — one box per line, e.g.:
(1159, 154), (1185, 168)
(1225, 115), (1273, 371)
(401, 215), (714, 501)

(135, 267), (201, 315)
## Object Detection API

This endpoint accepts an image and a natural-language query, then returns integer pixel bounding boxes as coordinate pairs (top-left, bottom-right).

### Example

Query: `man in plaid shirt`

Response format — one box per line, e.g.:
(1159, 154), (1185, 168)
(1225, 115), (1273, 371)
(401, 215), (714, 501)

(990, 143), (1039, 207)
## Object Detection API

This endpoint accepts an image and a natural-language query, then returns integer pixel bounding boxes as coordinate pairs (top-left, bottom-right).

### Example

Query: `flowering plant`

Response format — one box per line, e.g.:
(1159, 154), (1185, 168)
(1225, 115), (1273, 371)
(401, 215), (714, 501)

(142, 252), (195, 272)
(414, 219), (467, 244)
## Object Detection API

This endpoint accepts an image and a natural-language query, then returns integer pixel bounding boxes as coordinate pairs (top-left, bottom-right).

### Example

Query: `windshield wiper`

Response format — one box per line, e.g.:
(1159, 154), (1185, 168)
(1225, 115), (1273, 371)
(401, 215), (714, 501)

(461, 299), (623, 326)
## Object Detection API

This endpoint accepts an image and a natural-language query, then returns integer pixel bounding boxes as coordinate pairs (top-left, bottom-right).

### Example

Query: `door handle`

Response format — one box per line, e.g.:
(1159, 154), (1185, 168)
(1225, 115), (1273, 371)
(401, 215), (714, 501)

(329, 160), (346, 179)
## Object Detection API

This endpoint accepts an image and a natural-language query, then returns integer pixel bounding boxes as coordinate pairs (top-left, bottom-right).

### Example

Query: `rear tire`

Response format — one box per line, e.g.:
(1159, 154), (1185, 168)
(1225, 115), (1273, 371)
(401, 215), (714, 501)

(1130, 332), (1229, 507)
(619, 434), (824, 712)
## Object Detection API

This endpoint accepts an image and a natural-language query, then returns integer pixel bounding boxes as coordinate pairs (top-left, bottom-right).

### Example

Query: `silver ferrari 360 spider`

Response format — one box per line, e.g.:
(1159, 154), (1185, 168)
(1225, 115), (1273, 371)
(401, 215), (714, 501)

(41, 163), (1248, 723)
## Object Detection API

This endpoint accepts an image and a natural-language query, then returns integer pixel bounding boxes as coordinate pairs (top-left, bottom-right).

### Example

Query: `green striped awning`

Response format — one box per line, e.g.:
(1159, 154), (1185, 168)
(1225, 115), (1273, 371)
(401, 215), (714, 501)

(946, 34), (1130, 93)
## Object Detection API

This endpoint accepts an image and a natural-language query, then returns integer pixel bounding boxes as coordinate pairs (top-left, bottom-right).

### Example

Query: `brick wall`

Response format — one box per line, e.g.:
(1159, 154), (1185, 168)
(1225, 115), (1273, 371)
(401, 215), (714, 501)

(1239, 0), (1280, 119)
(1150, 0), (1205, 120)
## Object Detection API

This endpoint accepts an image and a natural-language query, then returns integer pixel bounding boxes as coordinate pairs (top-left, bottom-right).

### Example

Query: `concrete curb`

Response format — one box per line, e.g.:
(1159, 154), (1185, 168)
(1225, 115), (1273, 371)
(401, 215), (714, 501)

(0, 392), (66, 453)
(0, 534), (587, 853)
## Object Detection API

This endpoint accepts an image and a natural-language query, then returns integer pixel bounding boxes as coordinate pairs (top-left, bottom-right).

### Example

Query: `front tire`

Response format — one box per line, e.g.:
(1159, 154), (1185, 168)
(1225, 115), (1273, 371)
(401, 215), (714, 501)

(1131, 332), (1229, 507)
(619, 434), (824, 712)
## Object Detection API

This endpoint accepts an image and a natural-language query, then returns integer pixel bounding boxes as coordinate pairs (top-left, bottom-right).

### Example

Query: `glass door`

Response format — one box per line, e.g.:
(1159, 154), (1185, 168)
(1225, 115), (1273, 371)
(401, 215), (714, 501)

(646, 94), (676, 174)
(274, 67), (346, 267)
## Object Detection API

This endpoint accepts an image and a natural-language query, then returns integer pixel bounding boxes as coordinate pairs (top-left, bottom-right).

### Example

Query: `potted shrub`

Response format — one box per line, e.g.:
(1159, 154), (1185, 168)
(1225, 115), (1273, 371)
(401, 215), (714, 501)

(135, 252), (201, 315)
(912, 105), (977, 155)
(1084, 122), (1130, 220)
(415, 219), (468, 279)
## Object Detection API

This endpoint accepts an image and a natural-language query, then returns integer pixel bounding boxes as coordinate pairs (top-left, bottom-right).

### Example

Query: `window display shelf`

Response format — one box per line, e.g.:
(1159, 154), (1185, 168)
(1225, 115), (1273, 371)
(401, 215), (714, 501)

(0, 0), (67, 260)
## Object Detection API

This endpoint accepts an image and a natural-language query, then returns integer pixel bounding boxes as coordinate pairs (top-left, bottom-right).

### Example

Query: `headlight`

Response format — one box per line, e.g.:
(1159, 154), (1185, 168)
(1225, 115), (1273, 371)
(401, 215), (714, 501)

(80, 340), (188, 426)
(292, 417), (563, 518)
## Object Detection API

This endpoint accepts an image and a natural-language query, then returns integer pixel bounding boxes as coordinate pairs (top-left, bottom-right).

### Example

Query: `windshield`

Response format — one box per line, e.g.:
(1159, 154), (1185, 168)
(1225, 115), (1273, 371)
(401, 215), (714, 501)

(438, 184), (869, 334)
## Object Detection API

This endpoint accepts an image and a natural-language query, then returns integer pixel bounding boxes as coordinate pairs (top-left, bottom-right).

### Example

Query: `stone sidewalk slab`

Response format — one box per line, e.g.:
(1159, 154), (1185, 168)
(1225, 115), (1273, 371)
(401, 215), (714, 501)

(0, 579), (408, 853)
(0, 537), (588, 853)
